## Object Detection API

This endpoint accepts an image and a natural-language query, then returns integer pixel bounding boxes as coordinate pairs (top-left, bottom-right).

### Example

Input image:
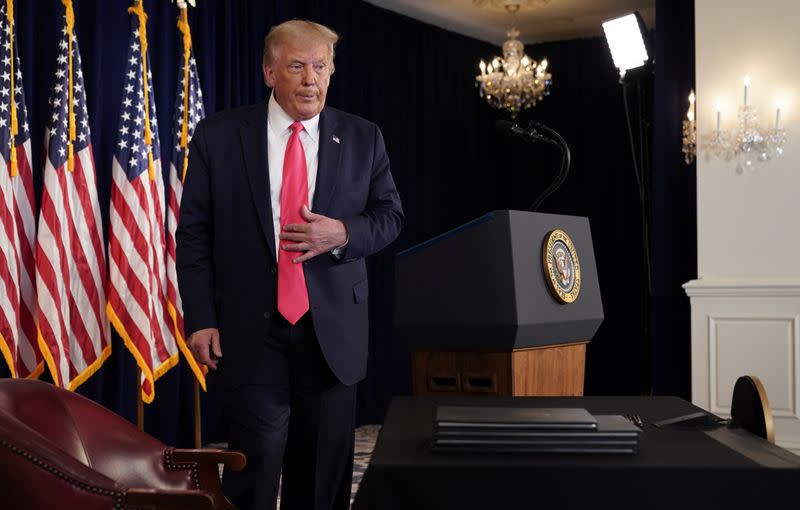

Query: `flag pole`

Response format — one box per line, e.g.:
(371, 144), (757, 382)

(177, 4), (203, 450)
(193, 378), (201, 448)
(136, 366), (144, 431)
(61, 0), (76, 173)
(7, 0), (18, 177)
(128, 0), (149, 434)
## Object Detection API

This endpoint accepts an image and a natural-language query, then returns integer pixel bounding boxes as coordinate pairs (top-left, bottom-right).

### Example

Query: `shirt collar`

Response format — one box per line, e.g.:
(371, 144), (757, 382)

(268, 92), (320, 143)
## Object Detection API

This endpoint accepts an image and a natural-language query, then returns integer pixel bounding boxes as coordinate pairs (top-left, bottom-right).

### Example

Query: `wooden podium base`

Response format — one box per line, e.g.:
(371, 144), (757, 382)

(411, 341), (587, 397)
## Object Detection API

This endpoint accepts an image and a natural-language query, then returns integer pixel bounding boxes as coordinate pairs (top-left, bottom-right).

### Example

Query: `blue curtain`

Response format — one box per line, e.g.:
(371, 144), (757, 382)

(650, 0), (696, 398)
(4, 0), (694, 447)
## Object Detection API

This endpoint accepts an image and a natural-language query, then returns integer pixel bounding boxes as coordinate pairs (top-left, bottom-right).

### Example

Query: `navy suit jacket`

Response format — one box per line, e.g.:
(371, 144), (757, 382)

(176, 101), (403, 386)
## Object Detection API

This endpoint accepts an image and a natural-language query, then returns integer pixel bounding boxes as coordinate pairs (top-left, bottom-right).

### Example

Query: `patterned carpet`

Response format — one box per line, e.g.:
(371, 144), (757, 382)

(351, 424), (381, 505)
(212, 424), (381, 508)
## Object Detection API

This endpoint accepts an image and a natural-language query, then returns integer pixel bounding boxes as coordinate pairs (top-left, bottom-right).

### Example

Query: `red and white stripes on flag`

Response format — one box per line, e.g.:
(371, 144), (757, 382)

(166, 8), (207, 390)
(107, 4), (178, 404)
(36, 10), (110, 390)
(0, 4), (41, 380)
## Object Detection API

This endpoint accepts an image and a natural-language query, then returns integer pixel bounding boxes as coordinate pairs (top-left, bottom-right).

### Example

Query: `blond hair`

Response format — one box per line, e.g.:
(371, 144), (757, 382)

(263, 19), (339, 67)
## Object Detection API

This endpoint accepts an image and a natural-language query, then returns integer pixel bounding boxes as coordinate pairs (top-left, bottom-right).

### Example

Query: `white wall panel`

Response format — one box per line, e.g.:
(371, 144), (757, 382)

(685, 280), (800, 454)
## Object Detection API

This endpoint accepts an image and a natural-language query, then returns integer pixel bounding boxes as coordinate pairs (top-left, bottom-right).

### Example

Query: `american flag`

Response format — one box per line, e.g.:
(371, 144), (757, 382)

(36, 16), (110, 390)
(166, 11), (207, 390)
(107, 10), (178, 404)
(0, 5), (40, 380)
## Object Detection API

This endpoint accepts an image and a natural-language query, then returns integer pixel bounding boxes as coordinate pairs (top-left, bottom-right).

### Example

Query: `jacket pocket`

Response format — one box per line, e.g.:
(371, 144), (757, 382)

(353, 279), (368, 304)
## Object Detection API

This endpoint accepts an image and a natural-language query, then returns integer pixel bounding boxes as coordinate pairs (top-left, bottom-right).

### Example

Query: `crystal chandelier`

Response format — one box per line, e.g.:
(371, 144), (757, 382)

(473, 1), (552, 14)
(476, 28), (551, 118)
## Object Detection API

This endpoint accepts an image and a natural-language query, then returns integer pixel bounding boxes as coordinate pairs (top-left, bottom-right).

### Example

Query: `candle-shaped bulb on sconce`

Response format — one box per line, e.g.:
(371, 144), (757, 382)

(716, 111), (721, 132)
(479, 59), (486, 76)
(743, 75), (751, 106)
(776, 107), (782, 129)
(687, 90), (696, 122)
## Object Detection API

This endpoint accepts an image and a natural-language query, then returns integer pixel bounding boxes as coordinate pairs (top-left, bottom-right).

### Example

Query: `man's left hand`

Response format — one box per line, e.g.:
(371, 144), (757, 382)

(280, 205), (348, 263)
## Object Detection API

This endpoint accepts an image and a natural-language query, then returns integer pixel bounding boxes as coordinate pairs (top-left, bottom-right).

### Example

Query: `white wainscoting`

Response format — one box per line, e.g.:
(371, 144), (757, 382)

(684, 279), (800, 455)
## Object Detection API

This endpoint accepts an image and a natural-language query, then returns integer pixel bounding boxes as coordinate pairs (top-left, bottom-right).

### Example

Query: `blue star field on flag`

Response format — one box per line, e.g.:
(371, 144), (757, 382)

(170, 52), (204, 170)
(46, 22), (90, 169)
(115, 28), (160, 180)
(0, 5), (30, 157)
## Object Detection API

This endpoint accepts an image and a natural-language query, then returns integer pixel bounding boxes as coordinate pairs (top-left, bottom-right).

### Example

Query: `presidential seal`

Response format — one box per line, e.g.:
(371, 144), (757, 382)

(542, 229), (580, 304)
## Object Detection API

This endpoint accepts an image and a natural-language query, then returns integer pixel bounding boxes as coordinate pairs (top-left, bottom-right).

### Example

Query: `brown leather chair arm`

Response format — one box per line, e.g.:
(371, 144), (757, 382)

(170, 448), (247, 471)
(166, 448), (247, 510)
(125, 488), (214, 510)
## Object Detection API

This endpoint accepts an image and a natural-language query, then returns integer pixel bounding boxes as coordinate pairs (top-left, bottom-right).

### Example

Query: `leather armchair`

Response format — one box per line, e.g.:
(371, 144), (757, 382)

(0, 378), (245, 509)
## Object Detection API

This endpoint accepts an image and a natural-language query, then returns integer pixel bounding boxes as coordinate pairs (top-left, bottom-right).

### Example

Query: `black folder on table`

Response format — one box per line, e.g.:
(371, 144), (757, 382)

(431, 442), (638, 454)
(432, 414), (641, 454)
(435, 406), (598, 430)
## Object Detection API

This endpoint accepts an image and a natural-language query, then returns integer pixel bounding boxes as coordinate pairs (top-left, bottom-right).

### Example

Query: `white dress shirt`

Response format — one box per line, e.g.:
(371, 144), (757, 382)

(267, 93), (321, 259)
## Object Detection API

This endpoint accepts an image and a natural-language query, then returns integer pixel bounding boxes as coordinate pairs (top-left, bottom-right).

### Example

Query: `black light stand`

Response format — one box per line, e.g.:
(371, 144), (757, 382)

(620, 66), (654, 396)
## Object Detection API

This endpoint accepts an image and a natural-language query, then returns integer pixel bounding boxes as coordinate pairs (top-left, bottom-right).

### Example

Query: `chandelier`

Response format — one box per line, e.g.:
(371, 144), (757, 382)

(473, 0), (552, 13)
(476, 28), (551, 118)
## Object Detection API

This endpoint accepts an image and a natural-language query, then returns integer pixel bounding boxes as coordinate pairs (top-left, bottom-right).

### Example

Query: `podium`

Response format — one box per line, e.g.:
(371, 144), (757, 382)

(395, 210), (603, 396)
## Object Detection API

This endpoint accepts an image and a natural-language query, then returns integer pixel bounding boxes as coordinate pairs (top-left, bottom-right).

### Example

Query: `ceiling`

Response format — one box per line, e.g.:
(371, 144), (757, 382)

(364, 0), (656, 46)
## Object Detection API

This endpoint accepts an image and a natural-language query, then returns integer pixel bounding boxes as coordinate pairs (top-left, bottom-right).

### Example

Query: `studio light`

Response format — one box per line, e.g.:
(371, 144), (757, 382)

(601, 13), (649, 79)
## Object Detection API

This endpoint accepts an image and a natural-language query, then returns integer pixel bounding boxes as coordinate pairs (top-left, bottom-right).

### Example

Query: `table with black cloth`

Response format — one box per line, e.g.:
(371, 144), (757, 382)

(351, 395), (800, 510)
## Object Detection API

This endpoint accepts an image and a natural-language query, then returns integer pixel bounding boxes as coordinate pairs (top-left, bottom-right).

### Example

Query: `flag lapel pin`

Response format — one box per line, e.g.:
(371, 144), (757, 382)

(332, 135), (340, 144)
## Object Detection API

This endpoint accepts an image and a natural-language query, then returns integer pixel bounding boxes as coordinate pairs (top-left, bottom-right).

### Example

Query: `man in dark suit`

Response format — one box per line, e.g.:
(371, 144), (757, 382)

(176, 19), (403, 510)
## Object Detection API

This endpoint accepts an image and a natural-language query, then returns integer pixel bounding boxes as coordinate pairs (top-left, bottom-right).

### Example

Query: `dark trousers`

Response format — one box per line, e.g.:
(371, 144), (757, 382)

(221, 314), (356, 510)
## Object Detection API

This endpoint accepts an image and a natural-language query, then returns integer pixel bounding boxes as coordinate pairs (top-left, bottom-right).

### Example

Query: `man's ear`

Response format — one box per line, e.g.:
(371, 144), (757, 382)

(263, 64), (275, 88)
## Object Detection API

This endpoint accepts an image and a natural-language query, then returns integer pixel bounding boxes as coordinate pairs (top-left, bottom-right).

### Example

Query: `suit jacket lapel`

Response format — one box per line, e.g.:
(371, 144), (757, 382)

(240, 101), (277, 264)
(312, 108), (342, 216)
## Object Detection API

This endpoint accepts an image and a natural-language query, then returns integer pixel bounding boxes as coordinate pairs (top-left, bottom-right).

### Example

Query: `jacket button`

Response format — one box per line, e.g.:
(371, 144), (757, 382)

(263, 311), (271, 319)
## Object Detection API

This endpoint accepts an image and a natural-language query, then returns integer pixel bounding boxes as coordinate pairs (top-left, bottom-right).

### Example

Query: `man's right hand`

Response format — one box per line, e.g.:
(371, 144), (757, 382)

(188, 328), (222, 370)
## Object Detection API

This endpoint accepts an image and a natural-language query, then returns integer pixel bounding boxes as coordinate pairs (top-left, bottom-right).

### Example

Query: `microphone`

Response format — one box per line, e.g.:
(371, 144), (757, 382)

(493, 119), (572, 212)
(495, 119), (530, 137)
(495, 120), (558, 146)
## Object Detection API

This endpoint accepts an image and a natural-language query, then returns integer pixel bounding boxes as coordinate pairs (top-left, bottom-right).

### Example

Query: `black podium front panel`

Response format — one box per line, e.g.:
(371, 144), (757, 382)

(395, 210), (604, 351)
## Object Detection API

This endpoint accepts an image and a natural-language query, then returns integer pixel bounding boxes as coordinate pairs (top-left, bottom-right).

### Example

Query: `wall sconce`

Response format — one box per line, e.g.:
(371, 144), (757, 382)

(704, 77), (786, 170)
(682, 90), (696, 164)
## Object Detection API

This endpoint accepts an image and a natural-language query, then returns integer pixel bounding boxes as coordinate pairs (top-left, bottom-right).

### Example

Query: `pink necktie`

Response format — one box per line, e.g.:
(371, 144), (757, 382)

(277, 121), (310, 324)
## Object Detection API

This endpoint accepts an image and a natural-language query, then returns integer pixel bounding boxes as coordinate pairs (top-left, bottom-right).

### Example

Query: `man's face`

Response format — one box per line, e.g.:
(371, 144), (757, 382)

(263, 41), (332, 120)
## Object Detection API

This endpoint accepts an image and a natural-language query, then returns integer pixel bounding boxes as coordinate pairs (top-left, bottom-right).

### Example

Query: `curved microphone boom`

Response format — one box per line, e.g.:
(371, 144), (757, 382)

(495, 120), (571, 212)
(495, 120), (559, 147)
